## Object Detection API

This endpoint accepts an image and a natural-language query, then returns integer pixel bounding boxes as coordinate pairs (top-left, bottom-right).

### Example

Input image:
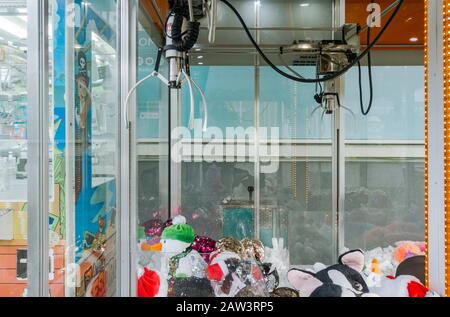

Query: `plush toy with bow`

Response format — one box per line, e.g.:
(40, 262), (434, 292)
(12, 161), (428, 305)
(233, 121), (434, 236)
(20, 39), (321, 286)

(370, 255), (439, 297)
(288, 250), (377, 297)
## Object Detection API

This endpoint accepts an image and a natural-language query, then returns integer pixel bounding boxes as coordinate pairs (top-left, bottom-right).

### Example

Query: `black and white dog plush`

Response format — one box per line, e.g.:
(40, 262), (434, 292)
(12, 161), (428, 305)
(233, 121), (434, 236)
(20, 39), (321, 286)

(288, 250), (377, 297)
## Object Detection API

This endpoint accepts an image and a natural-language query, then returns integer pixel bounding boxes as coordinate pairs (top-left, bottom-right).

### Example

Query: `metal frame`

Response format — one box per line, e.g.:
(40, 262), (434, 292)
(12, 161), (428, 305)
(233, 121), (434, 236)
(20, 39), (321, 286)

(427, 0), (447, 295)
(64, 0), (76, 298)
(27, 0), (50, 297)
(119, 0), (138, 297)
(253, 0), (261, 240)
(334, 0), (346, 260)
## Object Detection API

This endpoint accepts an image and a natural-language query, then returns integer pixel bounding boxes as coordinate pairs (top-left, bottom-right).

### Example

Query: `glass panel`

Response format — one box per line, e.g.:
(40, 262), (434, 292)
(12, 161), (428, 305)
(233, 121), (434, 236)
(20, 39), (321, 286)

(53, 0), (120, 297)
(178, 65), (255, 237)
(344, 64), (425, 276)
(259, 0), (334, 44)
(197, 0), (256, 46)
(259, 66), (333, 266)
(182, 66), (255, 130)
(48, 0), (64, 297)
(135, 17), (169, 296)
(0, 0), (29, 297)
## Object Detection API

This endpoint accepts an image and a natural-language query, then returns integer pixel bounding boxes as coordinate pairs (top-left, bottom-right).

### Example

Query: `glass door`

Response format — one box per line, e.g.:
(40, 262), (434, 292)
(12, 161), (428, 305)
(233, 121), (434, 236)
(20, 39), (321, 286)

(343, 0), (426, 279)
(0, 0), (29, 297)
(68, 0), (120, 297)
(133, 0), (337, 296)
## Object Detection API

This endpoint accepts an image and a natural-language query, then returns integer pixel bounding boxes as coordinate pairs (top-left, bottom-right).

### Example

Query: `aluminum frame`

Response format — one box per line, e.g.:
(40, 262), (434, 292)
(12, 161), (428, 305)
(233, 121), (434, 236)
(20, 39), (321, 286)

(64, 0), (76, 298)
(119, 0), (138, 297)
(426, 0), (447, 295)
(334, 0), (346, 261)
(26, 0), (50, 297)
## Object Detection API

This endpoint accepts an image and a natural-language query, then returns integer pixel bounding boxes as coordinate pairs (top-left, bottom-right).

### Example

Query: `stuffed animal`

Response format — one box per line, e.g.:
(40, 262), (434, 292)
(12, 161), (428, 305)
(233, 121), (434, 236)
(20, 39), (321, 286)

(207, 238), (268, 297)
(206, 250), (247, 297)
(288, 249), (377, 297)
(393, 241), (425, 265)
(370, 275), (429, 297)
(160, 215), (214, 297)
(264, 238), (290, 287)
(370, 255), (439, 297)
(137, 267), (161, 297)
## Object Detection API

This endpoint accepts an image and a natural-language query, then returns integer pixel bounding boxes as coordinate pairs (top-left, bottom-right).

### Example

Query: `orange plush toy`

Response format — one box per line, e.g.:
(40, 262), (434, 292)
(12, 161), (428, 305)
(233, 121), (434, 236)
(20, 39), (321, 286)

(393, 242), (423, 264)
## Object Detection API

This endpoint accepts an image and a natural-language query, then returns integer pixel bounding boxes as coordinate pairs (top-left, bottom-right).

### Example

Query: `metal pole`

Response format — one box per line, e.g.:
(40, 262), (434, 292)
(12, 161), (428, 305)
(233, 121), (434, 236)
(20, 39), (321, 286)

(254, 0), (261, 240)
(119, 0), (138, 297)
(331, 0), (346, 263)
(27, 0), (50, 297)
(427, 0), (446, 295)
(64, 0), (76, 298)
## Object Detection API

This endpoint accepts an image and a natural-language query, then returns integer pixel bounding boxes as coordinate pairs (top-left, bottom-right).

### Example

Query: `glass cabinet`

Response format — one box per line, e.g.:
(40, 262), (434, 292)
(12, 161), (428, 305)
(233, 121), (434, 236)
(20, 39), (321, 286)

(0, 0), (427, 297)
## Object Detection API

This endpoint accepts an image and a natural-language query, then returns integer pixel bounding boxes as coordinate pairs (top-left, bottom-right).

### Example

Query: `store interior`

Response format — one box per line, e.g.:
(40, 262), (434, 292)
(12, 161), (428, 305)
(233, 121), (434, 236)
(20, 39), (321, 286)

(0, 0), (440, 297)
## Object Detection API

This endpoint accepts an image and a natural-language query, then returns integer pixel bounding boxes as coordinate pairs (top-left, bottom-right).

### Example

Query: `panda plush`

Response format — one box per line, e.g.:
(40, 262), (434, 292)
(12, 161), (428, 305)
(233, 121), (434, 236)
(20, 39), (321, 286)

(288, 249), (378, 297)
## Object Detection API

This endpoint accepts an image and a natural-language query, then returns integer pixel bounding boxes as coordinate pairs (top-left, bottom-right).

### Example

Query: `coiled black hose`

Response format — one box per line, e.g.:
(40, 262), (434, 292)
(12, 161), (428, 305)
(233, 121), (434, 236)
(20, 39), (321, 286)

(171, 13), (200, 52)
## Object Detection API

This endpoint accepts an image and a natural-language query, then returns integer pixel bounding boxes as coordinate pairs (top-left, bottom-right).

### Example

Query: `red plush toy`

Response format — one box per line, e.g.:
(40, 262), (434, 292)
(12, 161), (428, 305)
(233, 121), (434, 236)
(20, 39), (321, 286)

(137, 268), (160, 297)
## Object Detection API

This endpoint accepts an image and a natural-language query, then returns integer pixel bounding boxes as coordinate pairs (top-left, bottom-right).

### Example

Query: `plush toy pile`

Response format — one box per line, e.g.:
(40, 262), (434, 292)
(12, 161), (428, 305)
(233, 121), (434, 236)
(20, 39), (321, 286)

(137, 216), (438, 297)
(288, 249), (437, 297)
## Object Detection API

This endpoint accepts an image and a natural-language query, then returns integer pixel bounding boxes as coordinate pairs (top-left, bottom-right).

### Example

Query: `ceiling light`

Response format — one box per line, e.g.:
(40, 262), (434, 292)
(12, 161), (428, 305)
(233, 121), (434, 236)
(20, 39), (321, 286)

(255, 1), (261, 6)
(409, 37), (418, 42)
(197, 55), (204, 59)
(0, 17), (27, 39)
(198, 62), (204, 65)
(300, 2), (310, 7)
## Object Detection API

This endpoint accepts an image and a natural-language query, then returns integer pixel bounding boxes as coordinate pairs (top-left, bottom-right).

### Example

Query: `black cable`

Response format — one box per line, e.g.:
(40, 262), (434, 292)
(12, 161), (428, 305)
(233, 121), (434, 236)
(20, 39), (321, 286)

(358, 1), (375, 116)
(219, 0), (404, 84)
(164, 12), (189, 39)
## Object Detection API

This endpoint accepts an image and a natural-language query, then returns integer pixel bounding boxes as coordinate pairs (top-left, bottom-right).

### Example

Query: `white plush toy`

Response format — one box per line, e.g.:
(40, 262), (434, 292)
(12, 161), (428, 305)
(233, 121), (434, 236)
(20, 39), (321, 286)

(370, 275), (432, 297)
(160, 215), (207, 279)
(264, 238), (290, 287)
(206, 250), (246, 297)
(161, 216), (193, 254)
(159, 215), (214, 297)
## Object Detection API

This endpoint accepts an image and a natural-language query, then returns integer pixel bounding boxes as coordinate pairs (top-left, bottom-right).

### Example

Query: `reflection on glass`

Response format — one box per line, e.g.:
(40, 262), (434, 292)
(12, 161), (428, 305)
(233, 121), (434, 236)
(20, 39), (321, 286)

(91, 32), (117, 187)
(181, 162), (255, 239)
(344, 65), (425, 274)
(259, 66), (333, 265)
(135, 19), (169, 288)
(261, 161), (333, 265)
(0, 0), (29, 297)
(182, 66), (255, 130)
(64, 0), (119, 297)
(345, 161), (425, 251)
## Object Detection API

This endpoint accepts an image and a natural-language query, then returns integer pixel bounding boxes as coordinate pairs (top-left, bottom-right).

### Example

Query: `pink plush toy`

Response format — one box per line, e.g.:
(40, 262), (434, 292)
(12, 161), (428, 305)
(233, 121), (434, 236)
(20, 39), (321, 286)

(393, 241), (424, 264)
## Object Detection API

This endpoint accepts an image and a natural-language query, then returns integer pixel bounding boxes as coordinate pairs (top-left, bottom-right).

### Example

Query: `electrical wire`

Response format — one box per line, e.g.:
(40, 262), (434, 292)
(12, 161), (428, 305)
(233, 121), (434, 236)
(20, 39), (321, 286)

(278, 53), (305, 79)
(123, 72), (156, 129)
(219, 0), (404, 84)
(182, 68), (196, 130)
(205, 0), (218, 43)
(164, 0), (188, 40)
(191, 78), (208, 132)
(187, 0), (194, 21)
(358, 1), (375, 116)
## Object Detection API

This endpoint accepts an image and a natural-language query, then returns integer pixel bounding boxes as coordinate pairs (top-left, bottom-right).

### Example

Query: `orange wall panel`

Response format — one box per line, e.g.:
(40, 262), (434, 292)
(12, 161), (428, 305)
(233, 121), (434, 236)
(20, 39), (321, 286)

(346, 0), (424, 48)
